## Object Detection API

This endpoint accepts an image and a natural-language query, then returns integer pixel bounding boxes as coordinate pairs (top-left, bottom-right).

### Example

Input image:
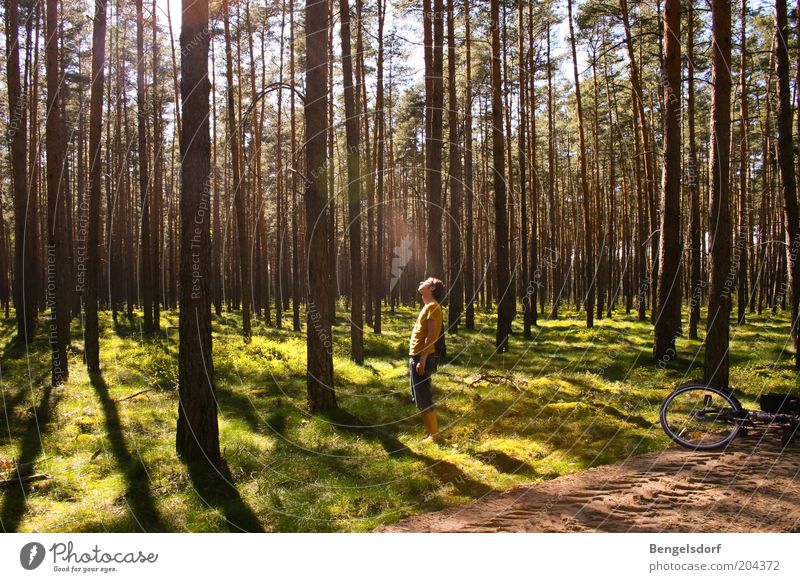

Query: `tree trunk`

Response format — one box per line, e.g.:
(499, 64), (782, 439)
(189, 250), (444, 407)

(223, 0), (251, 341)
(620, 0), (654, 321)
(568, 0), (594, 329)
(775, 0), (800, 368)
(45, 0), (70, 385)
(491, 0), (513, 351)
(704, 0), (733, 388)
(447, 0), (463, 333)
(85, 0), (106, 372)
(374, 0), (386, 335)
(6, 0), (39, 342)
(424, 0), (444, 279)
(687, 0), (701, 340)
(152, 0), (163, 330)
(547, 22), (559, 319)
(339, 0), (364, 363)
(463, 0), (475, 330)
(136, 0), (153, 334)
(519, 0), (530, 338)
(305, 0), (337, 411)
(176, 0), (221, 463)
(653, 0), (681, 361)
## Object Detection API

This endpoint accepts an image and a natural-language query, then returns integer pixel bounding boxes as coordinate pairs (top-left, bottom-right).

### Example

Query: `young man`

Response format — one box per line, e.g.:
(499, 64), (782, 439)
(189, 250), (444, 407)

(409, 277), (445, 440)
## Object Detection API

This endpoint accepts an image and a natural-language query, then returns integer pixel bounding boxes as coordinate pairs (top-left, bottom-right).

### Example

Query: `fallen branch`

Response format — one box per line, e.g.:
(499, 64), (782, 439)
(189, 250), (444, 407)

(0, 473), (53, 488)
(116, 389), (154, 403)
(467, 373), (525, 391)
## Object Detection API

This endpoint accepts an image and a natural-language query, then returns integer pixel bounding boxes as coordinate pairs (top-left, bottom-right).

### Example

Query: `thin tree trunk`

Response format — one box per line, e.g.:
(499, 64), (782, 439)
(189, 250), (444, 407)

(463, 0), (475, 330)
(687, 0), (701, 340)
(447, 0), (463, 333)
(136, 0), (153, 333)
(223, 0), (251, 341)
(374, 0), (386, 335)
(152, 0), (162, 330)
(568, 0), (594, 329)
(491, 0), (512, 351)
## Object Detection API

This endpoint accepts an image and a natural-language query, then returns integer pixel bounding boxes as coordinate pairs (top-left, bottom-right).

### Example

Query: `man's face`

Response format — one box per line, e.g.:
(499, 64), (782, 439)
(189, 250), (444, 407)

(418, 280), (431, 294)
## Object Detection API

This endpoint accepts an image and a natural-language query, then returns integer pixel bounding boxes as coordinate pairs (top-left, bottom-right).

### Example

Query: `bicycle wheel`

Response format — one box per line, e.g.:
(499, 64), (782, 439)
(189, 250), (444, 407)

(660, 384), (743, 450)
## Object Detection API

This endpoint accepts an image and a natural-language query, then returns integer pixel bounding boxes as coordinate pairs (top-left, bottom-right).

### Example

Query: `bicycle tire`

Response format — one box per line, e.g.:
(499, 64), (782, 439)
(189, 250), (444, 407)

(660, 384), (743, 450)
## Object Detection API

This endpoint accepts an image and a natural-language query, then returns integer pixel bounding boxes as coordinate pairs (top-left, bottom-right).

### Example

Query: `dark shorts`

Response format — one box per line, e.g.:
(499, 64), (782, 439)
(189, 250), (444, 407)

(409, 355), (438, 411)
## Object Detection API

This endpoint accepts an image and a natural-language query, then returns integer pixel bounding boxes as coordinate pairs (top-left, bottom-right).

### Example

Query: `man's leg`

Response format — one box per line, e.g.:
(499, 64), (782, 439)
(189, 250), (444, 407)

(411, 356), (438, 439)
(421, 408), (438, 438)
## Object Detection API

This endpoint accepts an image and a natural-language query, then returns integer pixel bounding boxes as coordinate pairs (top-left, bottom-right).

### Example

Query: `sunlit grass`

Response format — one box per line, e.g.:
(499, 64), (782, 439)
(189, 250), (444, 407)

(0, 302), (797, 531)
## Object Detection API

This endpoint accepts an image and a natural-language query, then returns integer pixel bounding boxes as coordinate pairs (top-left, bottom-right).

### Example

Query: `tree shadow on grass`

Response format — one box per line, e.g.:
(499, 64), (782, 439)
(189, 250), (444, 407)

(89, 372), (164, 531)
(0, 381), (58, 532)
(323, 409), (494, 499)
(185, 457), (265, 532)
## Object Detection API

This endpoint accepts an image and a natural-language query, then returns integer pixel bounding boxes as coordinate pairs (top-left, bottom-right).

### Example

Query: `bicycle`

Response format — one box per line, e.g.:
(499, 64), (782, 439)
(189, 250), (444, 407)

(660, 384), (800, 450)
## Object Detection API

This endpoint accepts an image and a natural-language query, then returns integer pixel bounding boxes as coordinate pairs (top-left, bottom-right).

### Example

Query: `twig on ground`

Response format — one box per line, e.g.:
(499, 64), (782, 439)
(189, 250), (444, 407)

(116, 389), (154, 403)
(0, 473), (53, 488)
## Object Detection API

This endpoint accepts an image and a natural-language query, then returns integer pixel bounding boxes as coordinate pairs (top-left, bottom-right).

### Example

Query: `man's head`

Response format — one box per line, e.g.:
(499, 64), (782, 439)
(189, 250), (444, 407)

(418, 277), (445, 303)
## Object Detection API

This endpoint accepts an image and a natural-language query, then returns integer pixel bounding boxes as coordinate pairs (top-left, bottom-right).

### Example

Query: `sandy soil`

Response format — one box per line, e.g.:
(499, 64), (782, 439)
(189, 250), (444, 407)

(379, 434), (800, 532)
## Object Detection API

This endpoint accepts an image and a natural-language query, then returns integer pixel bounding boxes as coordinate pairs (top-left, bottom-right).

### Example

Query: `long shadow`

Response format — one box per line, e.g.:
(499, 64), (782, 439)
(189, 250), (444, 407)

(215, 387), (266, 432)
(0, 382), (57, 532)
(90, 372), (164, 531)
(185, 457), (265, 532)
(324, 409), (494, 499)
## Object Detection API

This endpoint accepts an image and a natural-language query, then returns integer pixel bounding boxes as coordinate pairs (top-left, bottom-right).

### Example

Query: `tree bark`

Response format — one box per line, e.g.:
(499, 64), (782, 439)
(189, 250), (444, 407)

(305, 0), (337, 411)
(152, 0), (163, 331)
(568, 0), (594, 329)
(136, 0), (153, 334)
(491, 0), (513, 350)
(775, 0), (800, 368)
(447, 0), (463, 333)
(424, 0), (444, 279)
(704, 0), (733, 388)
(653, 0), (681, 361)
(176, 0), (221, 463)
(223, 0), (251, 341)
(339, 0), (364, 363)
(687, 0), (701, 340)
(463, 0), (475, 330)
(45, 0), (70, 385)
(85, 0), (106, 372)
(374, 0), (386, 335)
(6, 0), (39, 342)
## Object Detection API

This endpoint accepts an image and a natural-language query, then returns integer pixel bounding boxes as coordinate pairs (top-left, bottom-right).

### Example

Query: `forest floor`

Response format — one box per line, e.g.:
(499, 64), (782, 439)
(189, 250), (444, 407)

(1, 304), (798, 532)
(378, 437), (800, 532)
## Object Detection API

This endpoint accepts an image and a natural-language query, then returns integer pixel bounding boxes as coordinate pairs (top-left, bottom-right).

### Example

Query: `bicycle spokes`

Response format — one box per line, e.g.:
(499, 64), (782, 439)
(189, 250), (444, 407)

(661, 386), (742, 450)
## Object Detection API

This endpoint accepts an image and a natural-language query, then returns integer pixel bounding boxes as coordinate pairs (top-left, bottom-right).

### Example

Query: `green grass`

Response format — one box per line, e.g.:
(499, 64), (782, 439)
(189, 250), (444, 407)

(0, 303), (797, 532)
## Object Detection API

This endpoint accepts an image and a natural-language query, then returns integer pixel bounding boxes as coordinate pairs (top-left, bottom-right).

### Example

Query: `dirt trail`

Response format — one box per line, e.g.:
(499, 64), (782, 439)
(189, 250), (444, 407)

(379, 436), (800, 532)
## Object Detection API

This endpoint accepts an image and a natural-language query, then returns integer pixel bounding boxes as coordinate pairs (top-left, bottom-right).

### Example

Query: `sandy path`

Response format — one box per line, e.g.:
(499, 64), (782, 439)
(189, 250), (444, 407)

(379, 435), (800, 532)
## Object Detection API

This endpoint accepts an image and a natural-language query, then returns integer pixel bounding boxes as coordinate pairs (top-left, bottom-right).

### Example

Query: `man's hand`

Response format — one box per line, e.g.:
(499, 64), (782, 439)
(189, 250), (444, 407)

(416, 359), (426, 376)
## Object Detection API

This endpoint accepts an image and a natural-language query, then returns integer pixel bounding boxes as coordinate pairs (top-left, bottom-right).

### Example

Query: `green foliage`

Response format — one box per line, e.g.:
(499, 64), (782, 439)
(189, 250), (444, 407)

(0, 307), (796, 531)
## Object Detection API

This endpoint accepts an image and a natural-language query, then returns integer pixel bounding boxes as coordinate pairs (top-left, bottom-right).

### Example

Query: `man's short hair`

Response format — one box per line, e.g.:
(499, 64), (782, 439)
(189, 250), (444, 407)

(426, 277), (445, 302)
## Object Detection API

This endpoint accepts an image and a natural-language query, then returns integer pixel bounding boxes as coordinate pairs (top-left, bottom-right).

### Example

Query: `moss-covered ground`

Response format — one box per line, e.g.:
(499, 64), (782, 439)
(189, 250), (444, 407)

(1, 304), (796, 531)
